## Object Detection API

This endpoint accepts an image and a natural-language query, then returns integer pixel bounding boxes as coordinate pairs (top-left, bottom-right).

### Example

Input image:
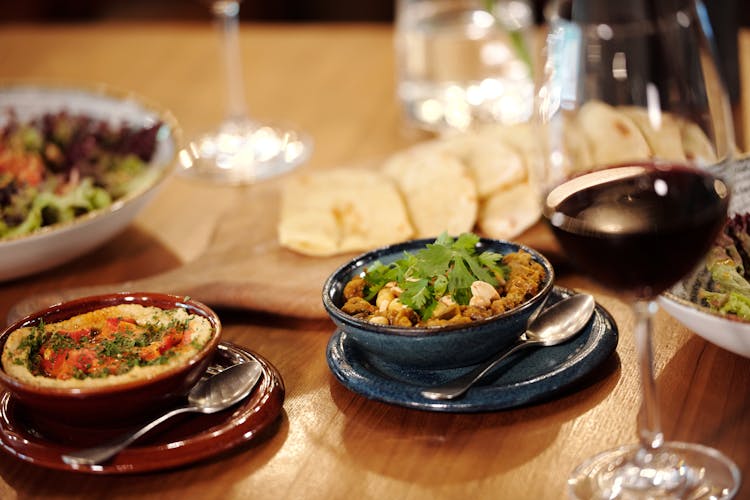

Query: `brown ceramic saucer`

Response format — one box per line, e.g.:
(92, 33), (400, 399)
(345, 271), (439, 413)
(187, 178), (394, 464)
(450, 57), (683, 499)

(0, 342), (285, 474)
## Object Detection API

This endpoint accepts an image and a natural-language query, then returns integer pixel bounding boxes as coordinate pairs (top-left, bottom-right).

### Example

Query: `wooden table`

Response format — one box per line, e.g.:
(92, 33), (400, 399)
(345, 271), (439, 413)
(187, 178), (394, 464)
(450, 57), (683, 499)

(0, 22), (748, 499)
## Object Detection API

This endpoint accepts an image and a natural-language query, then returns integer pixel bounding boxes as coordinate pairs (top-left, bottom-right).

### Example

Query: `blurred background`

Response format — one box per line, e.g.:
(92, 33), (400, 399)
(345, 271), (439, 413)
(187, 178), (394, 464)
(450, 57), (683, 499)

(0, 0), (531, 23)
(0, 0), (745, 25)
(0, 0), (399, 22)
(0, 0), (745, 134)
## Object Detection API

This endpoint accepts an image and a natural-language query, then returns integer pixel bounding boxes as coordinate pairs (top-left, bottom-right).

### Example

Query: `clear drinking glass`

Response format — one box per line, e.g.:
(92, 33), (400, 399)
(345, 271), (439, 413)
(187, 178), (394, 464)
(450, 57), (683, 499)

(536, 0), (741, 497)
(179, 0), (312, 184)
(394, 0), (536, 133)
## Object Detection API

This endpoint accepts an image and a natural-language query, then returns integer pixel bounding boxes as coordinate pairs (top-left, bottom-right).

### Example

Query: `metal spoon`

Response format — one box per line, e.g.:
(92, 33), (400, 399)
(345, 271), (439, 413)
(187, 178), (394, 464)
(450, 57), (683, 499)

(61, 361), (264, 466)
(420, 293), (596, 401)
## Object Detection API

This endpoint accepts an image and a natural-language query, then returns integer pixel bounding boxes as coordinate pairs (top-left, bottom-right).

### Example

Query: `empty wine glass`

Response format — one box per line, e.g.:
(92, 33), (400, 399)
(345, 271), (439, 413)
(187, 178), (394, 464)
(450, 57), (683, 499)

(179, 0), (312, 184)
(537, 0), (741, 498)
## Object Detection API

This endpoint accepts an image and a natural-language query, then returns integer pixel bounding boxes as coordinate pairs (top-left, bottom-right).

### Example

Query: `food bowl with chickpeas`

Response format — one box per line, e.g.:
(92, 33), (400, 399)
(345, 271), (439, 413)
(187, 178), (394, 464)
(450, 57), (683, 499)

(322, 234), (554, 369)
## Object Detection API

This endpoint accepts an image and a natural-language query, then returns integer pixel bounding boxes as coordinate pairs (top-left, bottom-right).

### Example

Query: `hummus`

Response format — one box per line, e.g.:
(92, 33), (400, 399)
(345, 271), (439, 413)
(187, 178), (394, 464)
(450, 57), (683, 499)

(1, 303), (214, 389)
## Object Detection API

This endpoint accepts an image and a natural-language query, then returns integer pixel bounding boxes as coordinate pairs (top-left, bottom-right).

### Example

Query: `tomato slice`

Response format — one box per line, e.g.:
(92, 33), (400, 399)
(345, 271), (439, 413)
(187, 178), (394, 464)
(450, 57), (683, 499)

(0, 147), (44, 187)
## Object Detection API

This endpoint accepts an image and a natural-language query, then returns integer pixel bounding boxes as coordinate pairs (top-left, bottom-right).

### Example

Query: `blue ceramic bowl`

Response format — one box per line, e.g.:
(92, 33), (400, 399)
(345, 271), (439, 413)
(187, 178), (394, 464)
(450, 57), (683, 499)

(322, 238), (554, 369)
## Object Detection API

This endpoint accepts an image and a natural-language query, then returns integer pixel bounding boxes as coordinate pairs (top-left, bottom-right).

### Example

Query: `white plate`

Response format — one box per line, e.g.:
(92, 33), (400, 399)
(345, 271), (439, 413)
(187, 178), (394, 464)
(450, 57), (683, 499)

(660, 156), (750, 358)
(0, 82), (179, 281)
(659, 292), (750, 358)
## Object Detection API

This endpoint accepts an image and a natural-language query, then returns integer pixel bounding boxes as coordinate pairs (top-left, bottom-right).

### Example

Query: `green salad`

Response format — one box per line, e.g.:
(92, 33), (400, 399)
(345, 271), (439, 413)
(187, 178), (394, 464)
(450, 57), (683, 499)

(699, 213), (750, 319)
(0, 110), (162, 239)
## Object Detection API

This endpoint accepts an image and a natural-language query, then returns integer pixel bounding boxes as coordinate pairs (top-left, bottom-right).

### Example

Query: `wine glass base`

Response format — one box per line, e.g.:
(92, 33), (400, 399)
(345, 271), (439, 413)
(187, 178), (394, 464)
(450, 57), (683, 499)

(568, 441), (740, 499)
(179, 119), (312, 185)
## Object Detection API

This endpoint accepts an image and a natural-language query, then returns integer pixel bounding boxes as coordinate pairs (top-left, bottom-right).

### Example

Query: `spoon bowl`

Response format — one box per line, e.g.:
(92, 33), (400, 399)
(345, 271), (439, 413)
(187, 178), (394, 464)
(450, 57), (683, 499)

(420, 293), (596, 400)
(61, 361), (263, 466)
(524, 294), (597, 345)
(185, 361), (263, 412)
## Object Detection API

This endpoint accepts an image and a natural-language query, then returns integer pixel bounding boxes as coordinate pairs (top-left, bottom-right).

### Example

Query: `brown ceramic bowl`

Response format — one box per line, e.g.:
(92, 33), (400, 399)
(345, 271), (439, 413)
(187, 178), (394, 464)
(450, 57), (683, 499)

(0, 292), (222, 426)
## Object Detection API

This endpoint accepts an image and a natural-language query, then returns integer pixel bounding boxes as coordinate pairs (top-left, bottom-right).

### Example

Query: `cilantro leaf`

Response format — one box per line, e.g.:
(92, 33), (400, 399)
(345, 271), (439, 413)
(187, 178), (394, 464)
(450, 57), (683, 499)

(393, 252), (418, 281)
(434, 233), (454, 247)
(464, 251), (498, 286)
(363, 260), (399, 300)
(360, 232), (511, 319)
(479, 251), (508, 279)
(433, 274), (448, 297)
(400, 278), (432, 312)
(448, 257), (476, 305)
(454, 232), (480, 250)
(415, 242), (453, 278)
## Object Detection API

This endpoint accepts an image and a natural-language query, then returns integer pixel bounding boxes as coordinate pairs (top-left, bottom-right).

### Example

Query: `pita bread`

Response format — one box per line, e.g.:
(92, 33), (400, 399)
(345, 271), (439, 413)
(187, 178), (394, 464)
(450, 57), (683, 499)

(620, 106), (685, 161)
(479, 122), (536, 159)
(434, 132), (526, 199)
(476, 120), (596, 183)
(577, 101), (651, 165)
(545, 115), (596, 176)
(278, 169), (414, 256)
(478, 182), (541, 239)
(680, 120), (717, 165)
(562, 117), (595, 174)
(382, 150), (478, 238)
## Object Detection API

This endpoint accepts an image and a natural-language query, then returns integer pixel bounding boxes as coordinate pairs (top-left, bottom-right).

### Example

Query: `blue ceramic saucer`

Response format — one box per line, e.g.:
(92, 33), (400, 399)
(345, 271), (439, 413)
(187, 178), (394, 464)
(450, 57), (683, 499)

(326, 287), (618, 412)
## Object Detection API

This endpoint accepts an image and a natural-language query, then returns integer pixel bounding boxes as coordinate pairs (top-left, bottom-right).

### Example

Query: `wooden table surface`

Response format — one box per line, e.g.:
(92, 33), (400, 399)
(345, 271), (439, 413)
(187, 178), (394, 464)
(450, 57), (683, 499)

(0, 22), (748, 500)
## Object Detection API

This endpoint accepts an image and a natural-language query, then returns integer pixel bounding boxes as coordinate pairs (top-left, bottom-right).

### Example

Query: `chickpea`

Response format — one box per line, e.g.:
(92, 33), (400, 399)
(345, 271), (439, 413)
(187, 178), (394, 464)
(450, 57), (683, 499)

(431, 295), (460, 320)
(368, 315), (389, 326)
(375, 282), (402, 312)
(468, 281), (500, 309)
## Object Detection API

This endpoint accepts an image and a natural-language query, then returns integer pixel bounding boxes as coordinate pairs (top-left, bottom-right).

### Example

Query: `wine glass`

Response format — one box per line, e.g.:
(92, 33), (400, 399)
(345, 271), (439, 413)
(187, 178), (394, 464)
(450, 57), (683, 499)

(537, 0), (741, 498)
(179, 0), (312, 184)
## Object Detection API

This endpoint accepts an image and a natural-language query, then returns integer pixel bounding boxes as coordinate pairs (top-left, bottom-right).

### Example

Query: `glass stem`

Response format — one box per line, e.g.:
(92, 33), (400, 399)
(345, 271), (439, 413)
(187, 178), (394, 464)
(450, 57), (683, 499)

(212, 0), (248, 123)
(633, 300), (664, 459)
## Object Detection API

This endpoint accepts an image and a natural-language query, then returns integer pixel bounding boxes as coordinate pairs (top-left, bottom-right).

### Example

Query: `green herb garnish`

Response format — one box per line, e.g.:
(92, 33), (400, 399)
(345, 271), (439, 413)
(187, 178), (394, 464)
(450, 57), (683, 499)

(363, 233), (508, 320)
(99, 333), (137, 358)
(46, 332), (78, 351)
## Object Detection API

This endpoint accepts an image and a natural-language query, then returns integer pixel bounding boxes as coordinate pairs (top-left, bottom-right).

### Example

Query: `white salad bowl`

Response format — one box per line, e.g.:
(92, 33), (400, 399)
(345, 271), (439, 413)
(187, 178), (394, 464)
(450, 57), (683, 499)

(0, 82), (179, 281)
(660, 249), (750, 359)
(659, 291), (750, 358)
(660, 169), (750, 359)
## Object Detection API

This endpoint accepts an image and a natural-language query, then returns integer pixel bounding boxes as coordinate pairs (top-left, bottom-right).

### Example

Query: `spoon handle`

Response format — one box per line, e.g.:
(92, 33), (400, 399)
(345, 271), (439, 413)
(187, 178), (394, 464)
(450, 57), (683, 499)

(61, 405), (196, 466)
(420, 341), (537, 401)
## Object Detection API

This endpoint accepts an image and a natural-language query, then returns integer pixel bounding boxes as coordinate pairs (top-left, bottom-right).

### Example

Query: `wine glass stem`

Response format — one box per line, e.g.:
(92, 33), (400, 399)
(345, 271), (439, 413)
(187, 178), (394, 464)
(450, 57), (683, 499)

(633, 300), (665, 458)
(212, 0), (248, 123)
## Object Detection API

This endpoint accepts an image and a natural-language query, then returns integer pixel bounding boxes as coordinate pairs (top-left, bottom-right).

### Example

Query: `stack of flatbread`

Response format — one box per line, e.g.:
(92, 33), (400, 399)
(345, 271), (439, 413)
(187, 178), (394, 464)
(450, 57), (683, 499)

(278, 122), (541, 257)
(561, 100), (717, 171)
(380, 124), (540, 242)
(278, 100), (718, 257)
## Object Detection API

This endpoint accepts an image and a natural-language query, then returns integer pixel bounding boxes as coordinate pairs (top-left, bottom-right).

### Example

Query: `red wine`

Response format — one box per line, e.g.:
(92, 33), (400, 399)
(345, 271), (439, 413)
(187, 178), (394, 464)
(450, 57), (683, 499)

(544, 162), (729, 298)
